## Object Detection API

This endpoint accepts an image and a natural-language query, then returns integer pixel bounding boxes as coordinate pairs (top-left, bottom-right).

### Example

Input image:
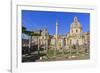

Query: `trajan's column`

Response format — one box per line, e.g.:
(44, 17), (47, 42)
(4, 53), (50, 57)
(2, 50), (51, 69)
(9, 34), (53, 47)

(56, 20), (59, 50)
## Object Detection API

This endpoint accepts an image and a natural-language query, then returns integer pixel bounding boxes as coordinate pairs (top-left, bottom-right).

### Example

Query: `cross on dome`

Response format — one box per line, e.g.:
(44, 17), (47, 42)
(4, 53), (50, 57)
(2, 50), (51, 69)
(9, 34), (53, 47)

(74, 16), (78, 22)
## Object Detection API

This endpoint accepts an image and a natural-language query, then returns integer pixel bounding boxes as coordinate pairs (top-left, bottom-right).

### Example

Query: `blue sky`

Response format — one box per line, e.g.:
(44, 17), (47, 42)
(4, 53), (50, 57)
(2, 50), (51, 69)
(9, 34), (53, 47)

(22, 10), (90, 35)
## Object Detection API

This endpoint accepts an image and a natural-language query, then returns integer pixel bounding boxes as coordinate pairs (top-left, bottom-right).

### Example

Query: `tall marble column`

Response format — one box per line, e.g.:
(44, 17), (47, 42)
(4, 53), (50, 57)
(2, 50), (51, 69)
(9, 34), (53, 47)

(56, 20), (59, 50)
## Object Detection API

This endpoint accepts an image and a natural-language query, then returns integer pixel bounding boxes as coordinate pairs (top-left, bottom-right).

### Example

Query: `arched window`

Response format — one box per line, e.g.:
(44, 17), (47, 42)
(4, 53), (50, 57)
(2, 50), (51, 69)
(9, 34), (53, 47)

(76, 29), (78, 33)
(70, 39), (71, 44)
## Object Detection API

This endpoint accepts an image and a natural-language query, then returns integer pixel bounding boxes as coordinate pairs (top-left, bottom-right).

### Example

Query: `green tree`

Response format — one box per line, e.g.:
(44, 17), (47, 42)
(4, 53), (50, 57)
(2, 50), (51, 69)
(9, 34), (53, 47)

(22, 26), (26, 33)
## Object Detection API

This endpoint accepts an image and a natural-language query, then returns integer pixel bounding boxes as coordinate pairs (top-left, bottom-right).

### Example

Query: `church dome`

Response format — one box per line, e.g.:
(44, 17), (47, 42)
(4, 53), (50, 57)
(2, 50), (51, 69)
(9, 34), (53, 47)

(71, 16), (82, 29)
